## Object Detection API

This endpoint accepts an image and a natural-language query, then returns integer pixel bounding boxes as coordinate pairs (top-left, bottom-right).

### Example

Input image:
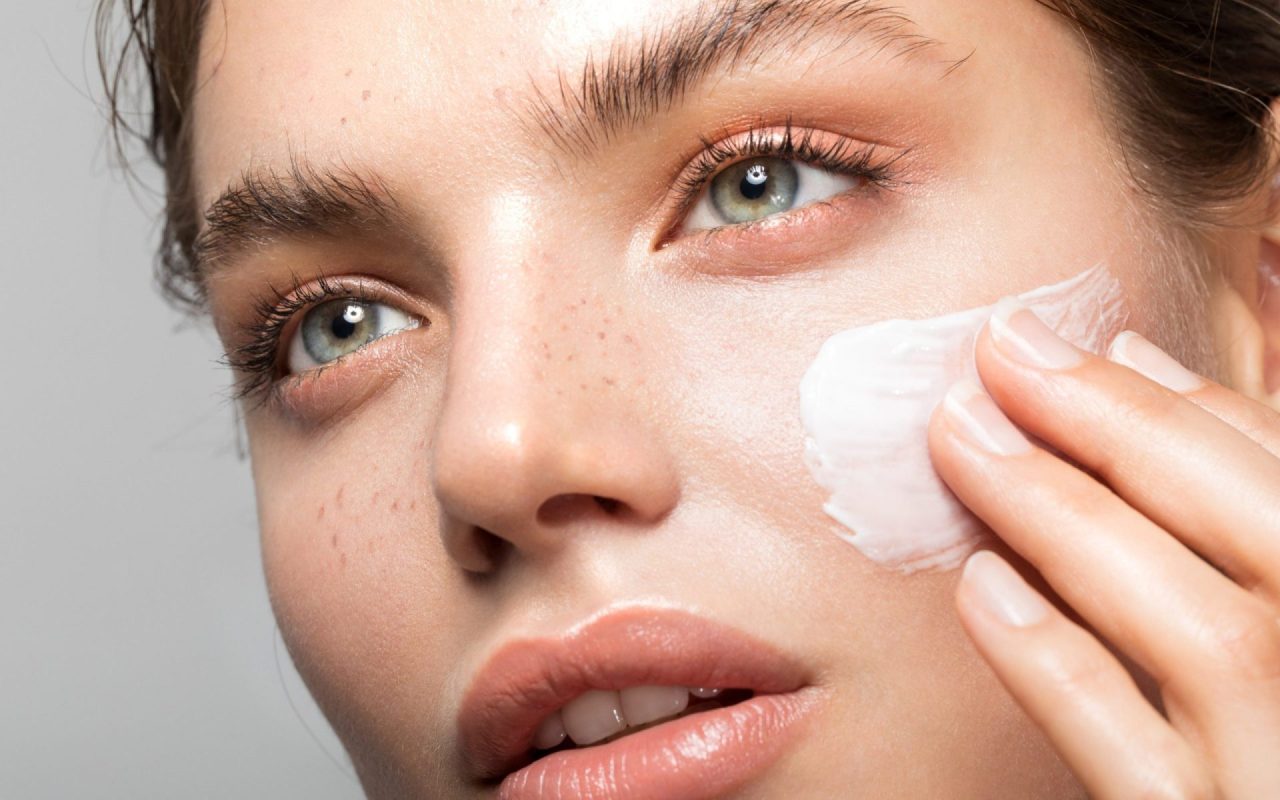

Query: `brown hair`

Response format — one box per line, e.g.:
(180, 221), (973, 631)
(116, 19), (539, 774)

(98, 0), (1280, 310)
(97, 0), (209, 308)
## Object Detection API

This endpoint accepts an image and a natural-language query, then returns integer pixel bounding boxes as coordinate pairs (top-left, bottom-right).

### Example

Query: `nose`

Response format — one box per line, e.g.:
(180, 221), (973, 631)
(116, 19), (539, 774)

(431, 253), (680, 573)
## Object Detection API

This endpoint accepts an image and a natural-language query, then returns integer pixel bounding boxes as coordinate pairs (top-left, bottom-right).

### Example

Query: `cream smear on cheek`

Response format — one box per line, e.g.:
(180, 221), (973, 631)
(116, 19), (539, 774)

(799, 265), (1128, 573)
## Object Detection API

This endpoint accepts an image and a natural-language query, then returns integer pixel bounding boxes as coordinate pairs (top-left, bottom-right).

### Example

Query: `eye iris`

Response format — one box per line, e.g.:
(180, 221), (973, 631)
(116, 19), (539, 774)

(303, 299), (378, 364)
(711, 157), (798, 224)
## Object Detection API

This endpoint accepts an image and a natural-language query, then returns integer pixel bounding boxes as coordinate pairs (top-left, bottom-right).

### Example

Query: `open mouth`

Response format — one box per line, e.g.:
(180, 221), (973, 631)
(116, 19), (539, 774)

(457, 608), (818, 799)
(530, 686), (756, 754)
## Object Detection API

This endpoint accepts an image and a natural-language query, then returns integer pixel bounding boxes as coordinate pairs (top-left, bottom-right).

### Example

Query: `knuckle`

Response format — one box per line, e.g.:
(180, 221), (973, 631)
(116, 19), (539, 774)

(1037, 643), (1115, 698)
(1090, 385), (1186, 473)
(1135, 765), (1216, 800)
(1132, 731), (1216, 800)
(1199, 602), (1280, 680)
(1115, 381), (1187, 427)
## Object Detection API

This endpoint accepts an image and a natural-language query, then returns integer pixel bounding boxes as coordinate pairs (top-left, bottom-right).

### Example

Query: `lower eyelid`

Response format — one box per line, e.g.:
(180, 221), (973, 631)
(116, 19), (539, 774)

(269, 322), (428, 419)
(680, 167), (868, 236)
(286, 305), (422, 375)
(668, 188), (886, 271)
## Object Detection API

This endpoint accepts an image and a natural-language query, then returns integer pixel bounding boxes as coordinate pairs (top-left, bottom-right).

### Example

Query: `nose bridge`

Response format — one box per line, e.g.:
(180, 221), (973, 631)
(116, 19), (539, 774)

(449, 219), (636, 431)
(429, 200), (676, 568)
(443, 257), (625, 484)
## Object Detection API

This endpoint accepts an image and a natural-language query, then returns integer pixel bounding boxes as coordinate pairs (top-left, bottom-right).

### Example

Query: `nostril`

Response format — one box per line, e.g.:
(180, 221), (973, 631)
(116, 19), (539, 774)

(475, 528), (507, 562)
(536, 493), (625, 526)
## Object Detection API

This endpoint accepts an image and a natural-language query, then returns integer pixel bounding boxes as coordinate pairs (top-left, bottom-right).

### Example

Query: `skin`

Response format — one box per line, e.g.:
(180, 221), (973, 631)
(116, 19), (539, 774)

(190, 0), (1280, 795)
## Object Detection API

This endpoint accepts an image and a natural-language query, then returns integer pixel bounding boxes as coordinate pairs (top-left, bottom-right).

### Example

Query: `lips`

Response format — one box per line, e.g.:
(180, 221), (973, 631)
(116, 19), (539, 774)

(457, 608), (818, 798)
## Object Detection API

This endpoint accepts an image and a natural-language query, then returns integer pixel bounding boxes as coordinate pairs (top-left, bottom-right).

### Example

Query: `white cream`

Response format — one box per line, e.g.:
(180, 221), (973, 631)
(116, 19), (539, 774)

(799, 265), (1128, 573)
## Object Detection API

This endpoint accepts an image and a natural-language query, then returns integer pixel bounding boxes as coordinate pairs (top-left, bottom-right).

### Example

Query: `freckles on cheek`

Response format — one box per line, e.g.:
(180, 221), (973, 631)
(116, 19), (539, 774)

(798, 264), (1129, 573)
(258, 469), (429, 648)
(257, 468), (460, 744)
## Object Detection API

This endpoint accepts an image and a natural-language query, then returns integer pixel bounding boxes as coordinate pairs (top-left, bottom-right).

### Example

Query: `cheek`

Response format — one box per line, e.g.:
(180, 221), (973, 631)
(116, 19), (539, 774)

(249, 423), (462, 751)
(800, 263), (1130, 573)
(656, 301), (830, 530)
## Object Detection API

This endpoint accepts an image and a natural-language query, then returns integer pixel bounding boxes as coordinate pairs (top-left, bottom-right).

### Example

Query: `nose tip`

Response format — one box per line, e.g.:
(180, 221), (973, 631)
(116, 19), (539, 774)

(431, 411), (680, 573)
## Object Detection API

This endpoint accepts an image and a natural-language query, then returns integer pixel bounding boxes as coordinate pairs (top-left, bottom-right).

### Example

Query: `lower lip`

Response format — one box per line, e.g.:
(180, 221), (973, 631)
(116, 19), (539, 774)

(497, 689), (818, 800)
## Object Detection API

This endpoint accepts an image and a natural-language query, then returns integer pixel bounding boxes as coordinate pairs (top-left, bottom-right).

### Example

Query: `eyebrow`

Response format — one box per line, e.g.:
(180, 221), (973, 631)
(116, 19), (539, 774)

(524, 0), (952, 157)
(193, 157), (405, 273)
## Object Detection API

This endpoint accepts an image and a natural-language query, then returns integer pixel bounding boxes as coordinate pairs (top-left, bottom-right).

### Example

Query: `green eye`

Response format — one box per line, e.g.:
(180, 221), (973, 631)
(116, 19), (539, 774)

(287, 298), (419, 373)
(709, 157), (799, 224)
(684, 156), (863, 232)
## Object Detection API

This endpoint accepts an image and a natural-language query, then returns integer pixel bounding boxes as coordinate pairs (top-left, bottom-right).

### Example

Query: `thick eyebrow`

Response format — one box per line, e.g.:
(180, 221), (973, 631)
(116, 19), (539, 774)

(193, 157), (404, 274)
(524, 0), (953, 158)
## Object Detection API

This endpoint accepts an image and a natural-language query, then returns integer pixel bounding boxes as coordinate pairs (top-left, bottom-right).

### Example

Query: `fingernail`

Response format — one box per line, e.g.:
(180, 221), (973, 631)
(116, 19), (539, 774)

(941, 380), (1032, 456)
(962, 551), (1050, 628)
(989, 298), (1084, 370)
(1107, 331), (1204, 394)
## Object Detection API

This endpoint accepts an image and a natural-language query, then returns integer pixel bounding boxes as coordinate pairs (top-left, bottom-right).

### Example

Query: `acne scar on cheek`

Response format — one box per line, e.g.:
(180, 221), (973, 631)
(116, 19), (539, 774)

(799, 264), (1129, 573)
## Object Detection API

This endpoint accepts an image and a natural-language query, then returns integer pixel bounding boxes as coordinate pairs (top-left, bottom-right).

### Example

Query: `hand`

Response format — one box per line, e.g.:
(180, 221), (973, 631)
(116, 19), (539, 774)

(928, 299), (1280, 799)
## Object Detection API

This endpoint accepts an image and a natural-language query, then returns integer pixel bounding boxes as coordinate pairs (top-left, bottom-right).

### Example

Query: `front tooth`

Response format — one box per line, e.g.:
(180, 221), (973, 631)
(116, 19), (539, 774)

(533, 710), (567, 750)
(691, 687), (723, 699)
(619, 685), (689, 726)
(561, 690), (627, 746)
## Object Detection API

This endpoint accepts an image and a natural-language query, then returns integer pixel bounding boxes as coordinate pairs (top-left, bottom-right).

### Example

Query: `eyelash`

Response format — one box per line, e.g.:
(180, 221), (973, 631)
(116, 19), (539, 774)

(228, 122), (903, 400)
(667, 119), (904, 238)
(226, 274), (363, 401)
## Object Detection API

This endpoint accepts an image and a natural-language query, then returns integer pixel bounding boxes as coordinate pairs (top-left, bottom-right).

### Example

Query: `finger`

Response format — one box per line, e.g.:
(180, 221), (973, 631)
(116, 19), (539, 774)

(1109, 330), (1280, 460)
(929, 380), (1258, 692)
(931, 381), (1280, 796)
(977, 301), (1280, 600)
(955, 551), (1209, 800)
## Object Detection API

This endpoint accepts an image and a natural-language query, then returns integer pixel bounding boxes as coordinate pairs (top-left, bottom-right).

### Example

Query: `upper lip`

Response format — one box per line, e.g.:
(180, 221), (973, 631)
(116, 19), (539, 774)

(456, 606), (811, 780)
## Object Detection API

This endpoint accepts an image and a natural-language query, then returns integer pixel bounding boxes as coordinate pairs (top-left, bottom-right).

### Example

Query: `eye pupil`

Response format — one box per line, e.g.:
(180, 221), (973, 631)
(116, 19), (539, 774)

(331, 304), (366, 339)
(740, 164), (770, 199)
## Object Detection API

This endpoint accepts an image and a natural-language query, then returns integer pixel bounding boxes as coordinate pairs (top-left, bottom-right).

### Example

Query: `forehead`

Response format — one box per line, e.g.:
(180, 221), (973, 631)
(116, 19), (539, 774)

(189, 0), (655, 188)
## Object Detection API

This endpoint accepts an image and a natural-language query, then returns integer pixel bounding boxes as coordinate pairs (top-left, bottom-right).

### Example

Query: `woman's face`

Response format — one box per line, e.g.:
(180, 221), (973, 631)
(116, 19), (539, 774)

(192, 0), (1250, 796)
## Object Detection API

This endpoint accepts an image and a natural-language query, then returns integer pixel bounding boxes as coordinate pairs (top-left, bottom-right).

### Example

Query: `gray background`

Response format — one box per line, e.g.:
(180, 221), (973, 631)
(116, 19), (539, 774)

(2, 4), (363, 797)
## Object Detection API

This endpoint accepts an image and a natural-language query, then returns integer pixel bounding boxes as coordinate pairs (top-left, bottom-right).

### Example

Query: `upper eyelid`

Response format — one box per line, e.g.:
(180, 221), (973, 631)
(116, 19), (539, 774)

(672, 123), (896, 197)
(661, 123), (903, 240)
